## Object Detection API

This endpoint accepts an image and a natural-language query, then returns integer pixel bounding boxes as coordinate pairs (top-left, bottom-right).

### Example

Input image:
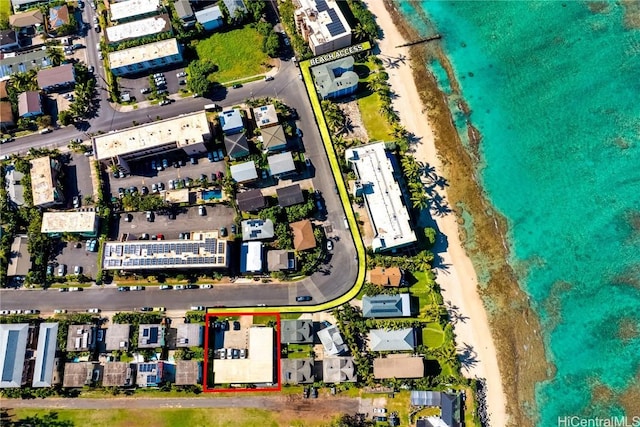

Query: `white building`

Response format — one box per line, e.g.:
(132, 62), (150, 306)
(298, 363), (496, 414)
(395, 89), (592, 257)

(345, 142), (417, 252)
(41, 211), (99, 237)
(110, 0), (161, 22)
(212, 327), (274, 385)
(294, 0), (351, 55)
(92, 111), (210, 173)
(105, 14), (171, 45)
(109, 38), (182, 77)
(29, 156), (64, 208)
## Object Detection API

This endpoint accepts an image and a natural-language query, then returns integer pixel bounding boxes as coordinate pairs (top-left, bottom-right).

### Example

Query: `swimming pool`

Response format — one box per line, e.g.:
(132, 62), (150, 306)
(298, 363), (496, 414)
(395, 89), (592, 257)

(202, 189), (222, 201)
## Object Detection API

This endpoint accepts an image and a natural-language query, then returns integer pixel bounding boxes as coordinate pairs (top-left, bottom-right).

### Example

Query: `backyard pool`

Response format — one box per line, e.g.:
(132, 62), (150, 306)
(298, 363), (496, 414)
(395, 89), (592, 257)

(202, 189), (223, 201)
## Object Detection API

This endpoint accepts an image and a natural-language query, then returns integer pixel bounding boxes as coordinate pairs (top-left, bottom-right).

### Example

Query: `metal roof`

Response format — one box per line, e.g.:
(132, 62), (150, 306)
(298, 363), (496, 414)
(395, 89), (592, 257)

(0, 323), (29, 388)
(32, 323), (58, 387)
(362, 294), (411, 318)
(276, 184), (304, 207)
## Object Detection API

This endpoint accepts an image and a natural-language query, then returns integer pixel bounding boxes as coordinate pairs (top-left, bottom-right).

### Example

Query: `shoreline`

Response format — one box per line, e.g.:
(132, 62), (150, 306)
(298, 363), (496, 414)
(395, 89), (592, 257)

(364, 1), (550, 426)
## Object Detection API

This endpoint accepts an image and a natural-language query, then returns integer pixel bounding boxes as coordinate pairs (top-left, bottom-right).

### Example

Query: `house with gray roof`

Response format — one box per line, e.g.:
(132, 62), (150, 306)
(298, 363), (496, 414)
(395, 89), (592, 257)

(267, 249), (295, 272)
(17, 91), (42, 118)
(280, 319), (313, 344)
(32, 322), (59, 387)
(11, 0), (44, 13)
(138, 324), (164, 349)
(219, 108), (244, 134)
(62, 362), (93, 387)
(175, 360), (201, 385)
(174, 0), (195, 27)
(317, 324), (347, 356)
(224, 132), (250, 159)
(368, 328), (416, 352)
(411, 391), (462, 427)
(281, 358), (314, 384)
(236, 189), (265, 212)
(223, 0), (246, 18)
(322, 356), (355, 383)
(66, 324), (96, 352)
(105, 324), (131, 351)
(277, 184), (304, 207)
(362, 294), (412, 318)
(5, 167), (25, 207)
(175, 324), (202, 348)
(7, 235), (30, 279)
(311, 56), (359, 100)
(195, 5), (223, 31)
(230, 161), (257, 183)
(267, 151), (296, 177)
(102, 362), (135, 387)
(241, 218), (274, 241)
(0, 323), (29, 388)
(0, 30), (20, 52)
(136, 361), (164, 387)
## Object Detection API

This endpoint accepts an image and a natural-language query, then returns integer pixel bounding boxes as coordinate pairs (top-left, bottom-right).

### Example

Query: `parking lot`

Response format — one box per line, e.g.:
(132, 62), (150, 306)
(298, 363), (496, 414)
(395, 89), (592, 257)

(119, 66), (189, 103)
(107, 151), (226, 199)
(112, 204), (235, 241)
(50, 239), (100, 280)
(64, 152), (95, 209)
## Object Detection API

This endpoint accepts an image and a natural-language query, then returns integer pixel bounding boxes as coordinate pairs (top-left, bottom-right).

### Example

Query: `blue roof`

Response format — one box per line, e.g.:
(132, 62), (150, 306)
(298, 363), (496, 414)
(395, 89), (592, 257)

(0, 324), (29, 388)
(219, 109), (244, 134)
(195, 5), (223, 23)
(32, 323), (59, 387)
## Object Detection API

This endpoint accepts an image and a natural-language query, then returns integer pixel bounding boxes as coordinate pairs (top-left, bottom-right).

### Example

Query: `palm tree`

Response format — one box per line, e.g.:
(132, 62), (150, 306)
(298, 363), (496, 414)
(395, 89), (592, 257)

(411, 193), (429, 210)
(353, 23), (367, 42)
(10, 70), (38, 92)
(46, 46), (64, 67)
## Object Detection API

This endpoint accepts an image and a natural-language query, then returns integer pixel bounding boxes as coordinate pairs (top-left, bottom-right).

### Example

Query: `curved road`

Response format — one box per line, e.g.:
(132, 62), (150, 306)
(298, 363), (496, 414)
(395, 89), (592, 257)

(1, 26), (360, 313)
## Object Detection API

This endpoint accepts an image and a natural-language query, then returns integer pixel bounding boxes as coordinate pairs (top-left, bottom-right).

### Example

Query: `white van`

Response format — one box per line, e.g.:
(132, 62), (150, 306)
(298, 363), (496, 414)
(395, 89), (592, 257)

(39, 128), (52, 134)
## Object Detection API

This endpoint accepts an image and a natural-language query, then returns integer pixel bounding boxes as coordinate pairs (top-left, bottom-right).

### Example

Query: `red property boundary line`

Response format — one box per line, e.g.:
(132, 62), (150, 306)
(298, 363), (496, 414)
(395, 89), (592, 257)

(203, 312), (281, 393)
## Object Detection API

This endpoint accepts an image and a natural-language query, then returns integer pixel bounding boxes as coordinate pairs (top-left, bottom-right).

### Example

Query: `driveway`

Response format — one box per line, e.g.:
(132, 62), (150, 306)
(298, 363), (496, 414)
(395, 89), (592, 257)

(64, 152), (95, 208)
(50, 239), (100, 280)
(119, 66), (188, 102)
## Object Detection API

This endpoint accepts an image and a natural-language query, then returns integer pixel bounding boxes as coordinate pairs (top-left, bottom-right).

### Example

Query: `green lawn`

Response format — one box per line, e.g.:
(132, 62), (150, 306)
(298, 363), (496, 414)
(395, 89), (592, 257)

(0, 1), (10, 25)
(410, 271), (438, 316)
(195, 26), (271, 83)
(7, 408), (330, 427)
(357, 91), (394, 141)
(422, 322), (445, 348)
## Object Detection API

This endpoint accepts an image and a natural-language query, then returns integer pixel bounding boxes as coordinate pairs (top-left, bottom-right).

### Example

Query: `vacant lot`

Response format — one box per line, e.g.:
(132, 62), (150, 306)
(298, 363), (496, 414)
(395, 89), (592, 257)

(195, 26), (272, 83)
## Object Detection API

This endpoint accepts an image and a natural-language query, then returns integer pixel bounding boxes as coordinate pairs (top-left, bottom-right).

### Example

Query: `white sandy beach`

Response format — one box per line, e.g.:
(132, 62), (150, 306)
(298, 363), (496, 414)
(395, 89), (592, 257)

(363, 1), (508, 424)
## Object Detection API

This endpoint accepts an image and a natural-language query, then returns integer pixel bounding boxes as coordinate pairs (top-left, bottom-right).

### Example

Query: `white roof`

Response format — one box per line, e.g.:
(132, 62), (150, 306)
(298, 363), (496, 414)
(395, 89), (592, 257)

(267, 151), (296, 175)
(295, 0), (351, 47)
(105, 15), (170, 43)
(110, 0), (160, 21)
(108, 38), (180, 70)
(230, 161), (258, 183)
(212, 327), (274, 384)
(29, 156), (58, 207)
(195, 5), (222, 23)
(252, 104), (278, 128)
(242, 241), (263, 272)
(41, 211), (98, 234)
(345, 142), (417, 252)
(93, 111), (210, 160)
(219, 109), (244, 134)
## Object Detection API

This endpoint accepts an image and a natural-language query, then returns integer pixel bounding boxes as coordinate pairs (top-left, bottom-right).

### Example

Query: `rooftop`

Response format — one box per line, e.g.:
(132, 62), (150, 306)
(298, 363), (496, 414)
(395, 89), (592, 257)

(174, 360), (200, 385)
(17, 90), (41, 116)
(9, 10), (44, 28)
(104, 324), (131, 351)
(291, 220), (316, 251)
(224, 132), (250, 160)
(222, 0), (246, 17)
(5, 167), (25, 206)
(48, 5), (69, 30)
(37, 63), (75, 89)
(66, 324), (96, 352)
(260, 125), (287, 152)
(0, 101), (13, 124)
(368, 328), (416, 352)
(322, 356), (356, 383)
(362, 294), (412, 318)
(105, 14), (171, 44)
(311, 56), (359, 99)
(369, 266), (403, 287)
(102, 362), (134, 387)
(32, 323), (58, 387)
(241, 219), (274, 241)
(0, 323), (29, 388)
(373, 355), (424, 379)
(280, 319), (313, 344)
(317, 325), (347, 356)
(345, 142), (417, 252)
(138, 324), (164, 348)
(267, 151), (296, 176)
(236, 189), (265, 212)
(29, 156), (61, 207)
(108, 38), (180, 70)
(195, 5), (223, 24)
(93, 111), (210, 161)
(277, 184), (304, 207)
(252, 104), (279, 128)
(295, 0), (351, 47)
(411, 391), (462, 427)
(1, 50), (51, 79)
(110, 0), (161, 21)
(7, 235), (30, 277)
(281, 358), (314, 384)
(240, 241), (263, 273)
(218, 109), (244, 134)
(267, 249), (295, 271)
(41, 211), (98, 235)
(212, 326), (274, 384)
(62, 362), (92, 388)
(136, 361), (163, 387)
(175, 324), (202, 348)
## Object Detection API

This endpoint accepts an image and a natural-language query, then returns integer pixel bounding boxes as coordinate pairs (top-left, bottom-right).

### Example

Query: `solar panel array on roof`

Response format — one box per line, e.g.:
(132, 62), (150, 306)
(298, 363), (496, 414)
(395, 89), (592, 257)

(316, 0), (329, 11)
(326, 9), (346, 36)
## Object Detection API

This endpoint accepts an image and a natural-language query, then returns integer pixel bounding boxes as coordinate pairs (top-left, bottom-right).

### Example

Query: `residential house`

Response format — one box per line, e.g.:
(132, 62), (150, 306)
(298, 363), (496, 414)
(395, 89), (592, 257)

(0, 49), (52, 79)
(373, 354), (424, 379)
(66, 324), (96, 352)
(102, 362), (135, 387)
(32, 323), (60, 387)
(220, 109), (249, 159)
(195, 5), (223, 31)
(368, 328), (416, 352)
(411, 391), (462, 427)
(37, 63), (75, 92)
(222, 0), (246, 18)
(105, 324), (131, 351)
(47, 5), (70, 35)
(0, 323), (30, 388)
(252, 104), (278, 128)
(0, 80), (8, 99)
(267, 249), (295, 272)
(174, 324), (202, 348)
(0, 30), (20, 52)
(5, 166), (25, 207)
(236, 189), (265, 212)
(277, 184), (304, 207)
(240, 241), (263, 274)
(7, 235), (30, 282)
(41, 211), (99, 238)
(11, 0), (45, 13)
(317, 324), (347, 356)
(311, 56), (359, 100)
(219, 108), (244, 134)
(280, 319), (313, 344)
(138, 324), (164, 349)
(281, 358), (314, 385)
(62, 362), (93, 387)
(369, 266), (404, 287)
(267, 151), (296, 178)
(174, 360), (201, 385)
(322, 356), (356, 383)
(260, 125), (287, 152)
(362, 294), (412, 318)
(8, 9), (44, 28)
(17, 91), (42, 118)
(291, 219), (316, 251)
(241, 218), (274, 241)
(29, 156), (65, 208)
(294, 0), (351, 55)
(109, 38), (183, 77)
(136, 361), (164, 387)
(0, 101), (15, 128)
(174, 0), (195, 27)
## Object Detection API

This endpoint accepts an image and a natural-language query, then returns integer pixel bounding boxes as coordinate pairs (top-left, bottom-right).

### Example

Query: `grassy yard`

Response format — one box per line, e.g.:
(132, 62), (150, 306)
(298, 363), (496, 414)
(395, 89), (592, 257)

(356, 60), (395, 141)
(410, 271), (440, 317)
(195, 26), (272, 84)
(422, 322), (445, 348)
(8, 408), (329, 427)
(0, 1), (10, 24)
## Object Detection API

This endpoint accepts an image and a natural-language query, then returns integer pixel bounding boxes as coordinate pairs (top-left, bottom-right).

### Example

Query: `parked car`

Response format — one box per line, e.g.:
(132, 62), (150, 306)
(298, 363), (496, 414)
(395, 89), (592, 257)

(140, 87), (151, 94)
(57, 264), (67, 277)
(175, 285), (185, 290)
(156, 234), (164, 240)
(230, 224), (237, 234)
(118, 286), (130, 291)
(200, 284), (212, 289)
(232, 83), (242, 89)
(190, 306), (205, 311)
(54, 309), (67, 314)
(296, 295), (312, 302)
(69, 287), (82, 292)
(198, 205), (206, 216)
(141, 186), (149, 195)
(47, 265), (54, 276)
(146, 211), (154, 222)
(296, 128), (303, 138)
(162, 158), (169, 169)
(168, 179), (175, 190)
(73, 265), (82, 275)
(151, 183), (158, 193)
(153, 307), (166, 312)
(219, 226), (227, 237)
(130, 286), (144, 291)
(208, 151), (215, 162)
(140, 307), (153, 312)
(264, 75), (274, 81)
(153, 73), (163, 78)
(159, 285), (172, 290)
(185, 284), (198, 290)
(157, 182), (165, 191)
(23, 309), (40, 315)
(58, 287), (69, 292)
(327, 240), (333, 251)
(159, 99), (171, 106)
(87, 308), (100, 313)
(176, 71), (187, 78)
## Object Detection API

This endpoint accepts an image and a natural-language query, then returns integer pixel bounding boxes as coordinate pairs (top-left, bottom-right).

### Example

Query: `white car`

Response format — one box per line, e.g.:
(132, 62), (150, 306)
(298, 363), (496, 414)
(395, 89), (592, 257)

(87, 308), (100, 313)
(373, 408), (387, 414)
(175, 285), (185, 290)
(54, 309), (67, 314)
(190, 306), (205, 311)
(200, 284), (212, 289)
(176, 71), (187, 78)
(130, 286), (144, 291)
(327, 240), (333, 251)
(0, 310), (10, 315)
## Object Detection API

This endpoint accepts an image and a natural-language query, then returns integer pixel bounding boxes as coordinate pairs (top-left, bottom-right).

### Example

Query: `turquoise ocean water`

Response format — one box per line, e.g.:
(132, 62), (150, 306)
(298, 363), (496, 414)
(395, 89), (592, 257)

(396, 1), (640, 424)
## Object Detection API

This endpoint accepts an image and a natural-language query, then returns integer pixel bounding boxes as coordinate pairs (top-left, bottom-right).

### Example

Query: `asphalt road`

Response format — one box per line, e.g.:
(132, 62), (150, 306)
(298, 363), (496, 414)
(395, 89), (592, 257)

(1, 27), (359, 313)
